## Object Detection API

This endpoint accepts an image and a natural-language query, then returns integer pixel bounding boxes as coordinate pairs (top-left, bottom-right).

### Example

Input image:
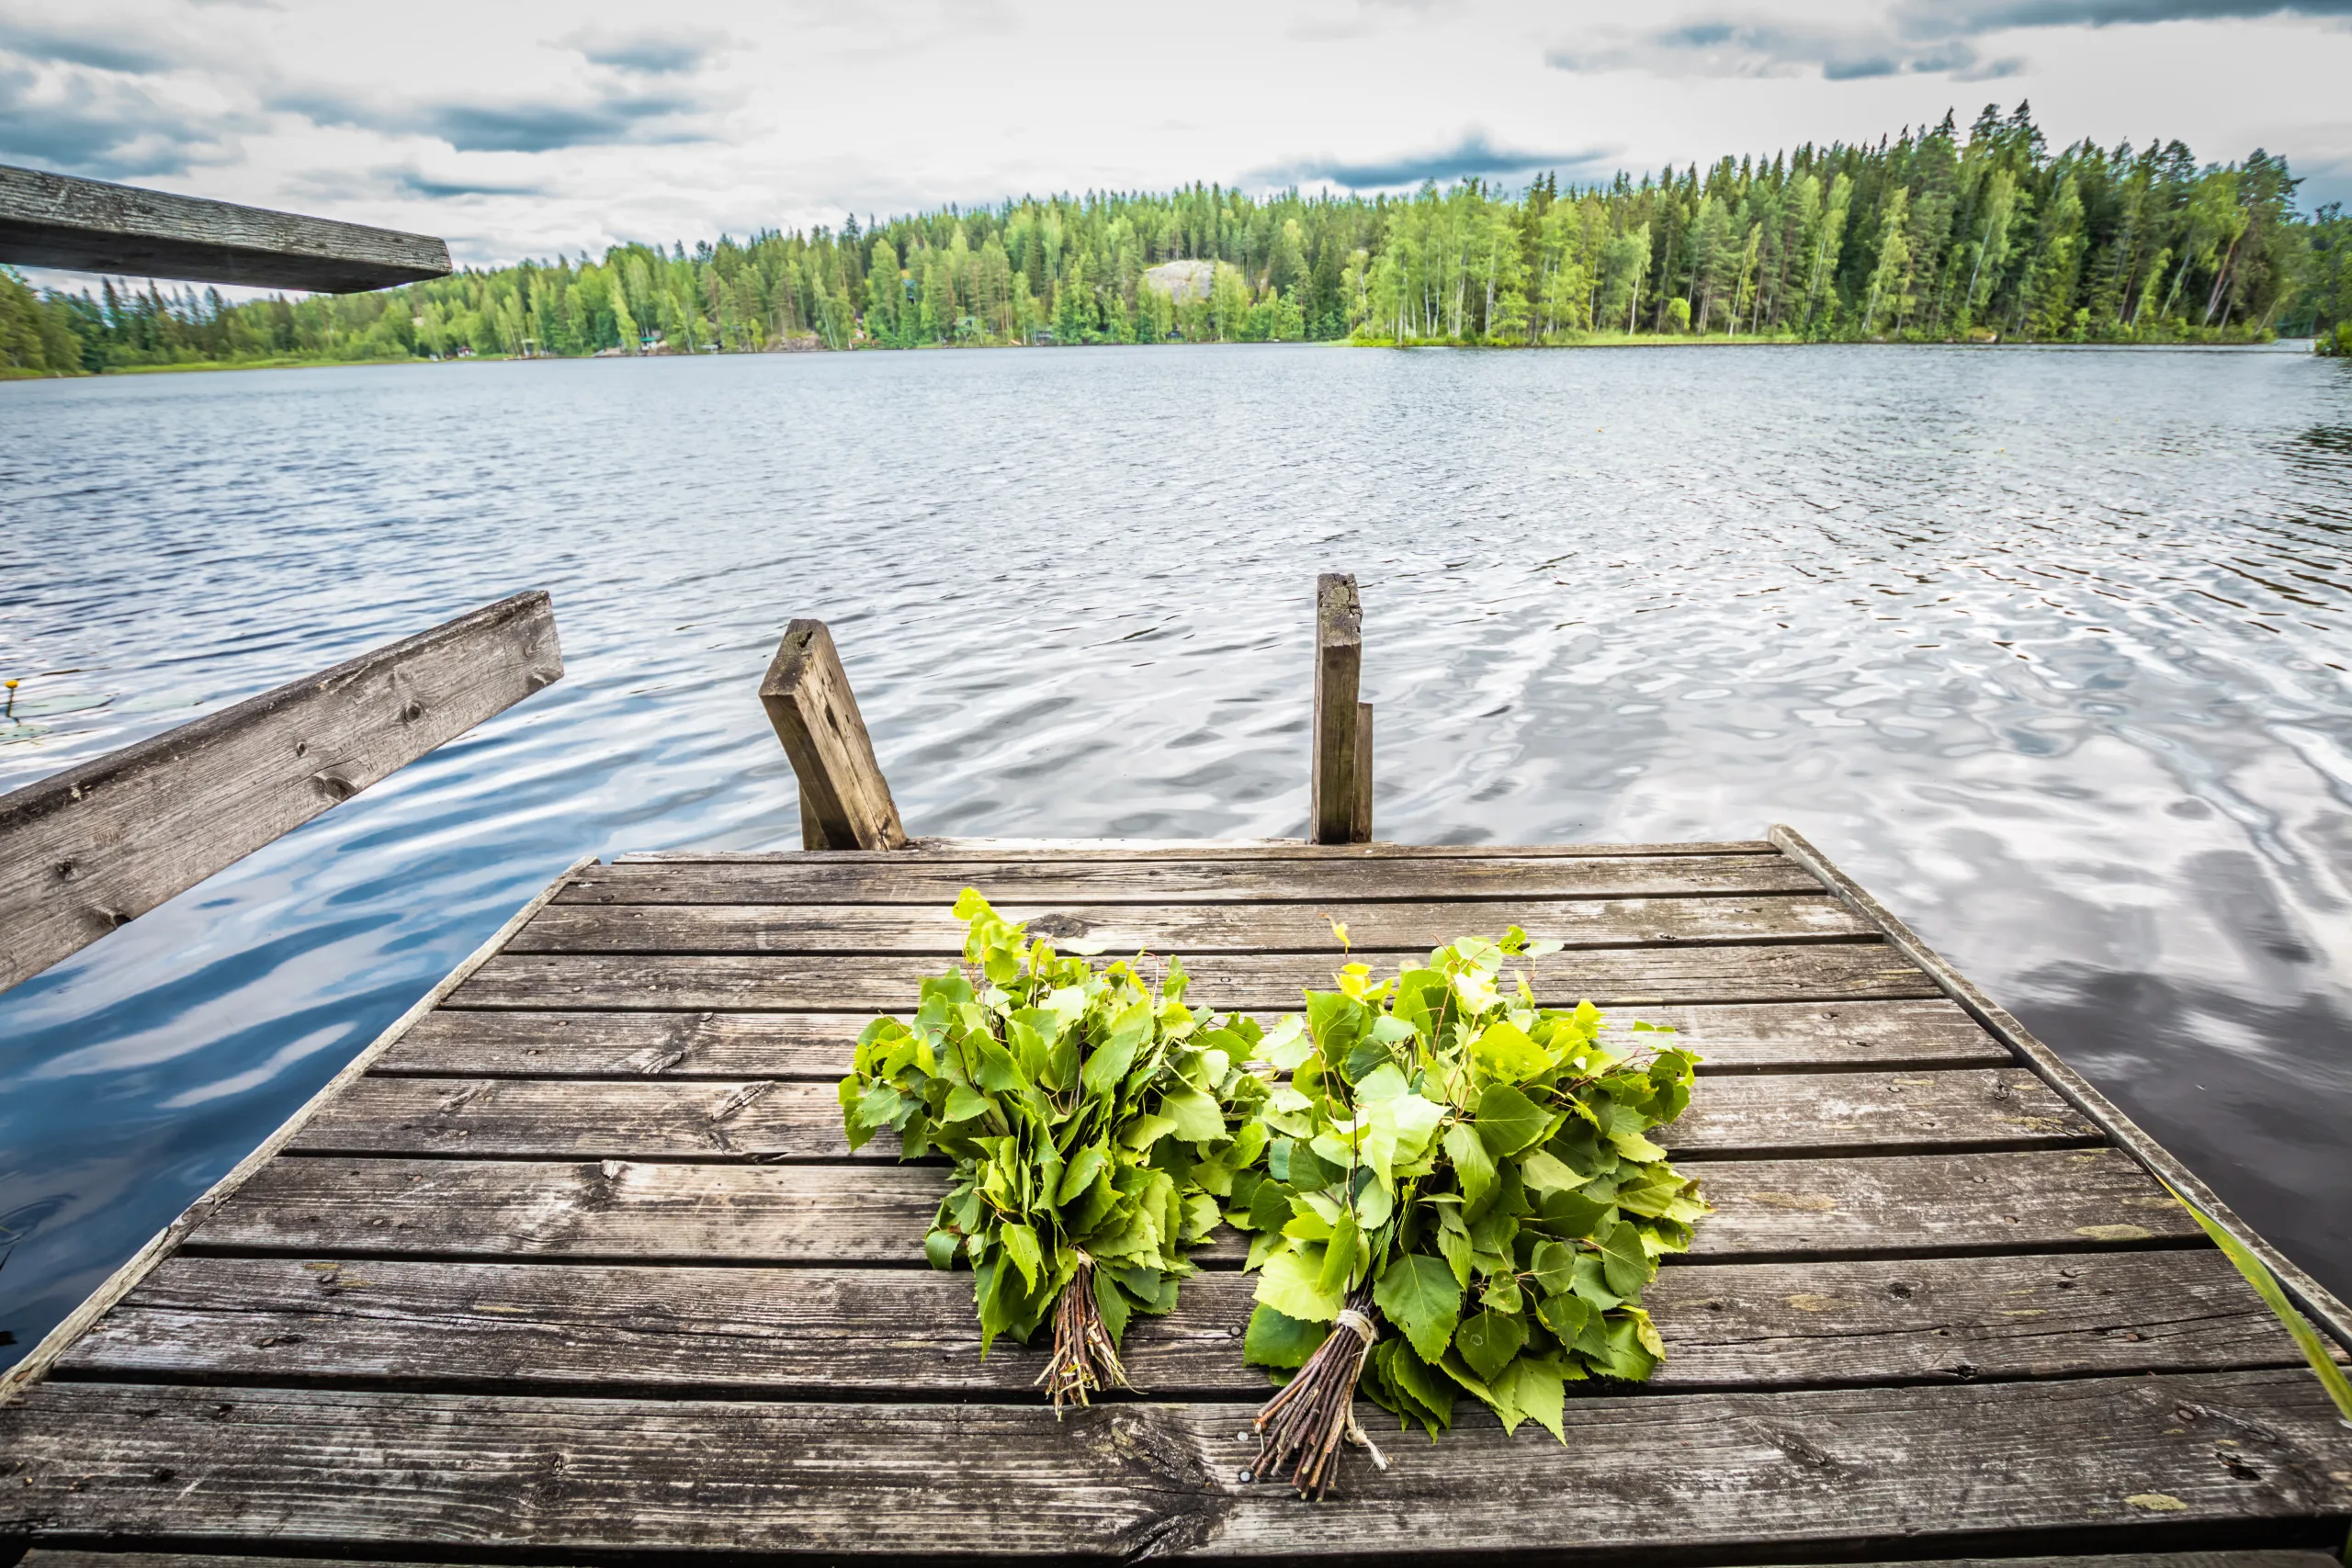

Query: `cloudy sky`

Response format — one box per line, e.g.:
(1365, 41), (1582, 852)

(5, 0), (2350, 271)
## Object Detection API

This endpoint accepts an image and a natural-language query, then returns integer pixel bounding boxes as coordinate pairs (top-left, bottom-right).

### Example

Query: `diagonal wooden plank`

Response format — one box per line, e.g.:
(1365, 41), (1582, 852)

(554, 852), (1824, 906)
(20, 1555), (2347, 1568)
(507, 894), (1875, 955)
(2, 1372), (2346, 1558)
(286, 1070), (2097, 1161)
(55, 1250), (2315, 1398)
(447, 944), (1938, 1012)
(0, 592), (561, 993)
(186, 1149), (2202, 1264)
(371, 998), (2013, 1079)
(613, 840), (1785, 862)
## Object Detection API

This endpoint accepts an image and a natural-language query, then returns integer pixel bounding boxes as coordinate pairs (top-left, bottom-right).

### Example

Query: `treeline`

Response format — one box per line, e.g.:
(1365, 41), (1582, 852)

(7, 102), (2351, 378)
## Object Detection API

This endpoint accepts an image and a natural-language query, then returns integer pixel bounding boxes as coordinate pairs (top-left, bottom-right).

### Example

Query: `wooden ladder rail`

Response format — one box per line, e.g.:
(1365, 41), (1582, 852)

(761, 620), (908, 851)
(1309, 571), (1373, 844)
(0, 592), (563, 995)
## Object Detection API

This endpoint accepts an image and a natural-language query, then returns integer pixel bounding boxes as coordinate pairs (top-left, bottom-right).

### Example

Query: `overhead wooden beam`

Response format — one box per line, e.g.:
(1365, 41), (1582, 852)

(760, 621), (908, 852)
(0, 592), (562, 995)
(0, 164), (452, 294)
(1309, 572), (1369, 844)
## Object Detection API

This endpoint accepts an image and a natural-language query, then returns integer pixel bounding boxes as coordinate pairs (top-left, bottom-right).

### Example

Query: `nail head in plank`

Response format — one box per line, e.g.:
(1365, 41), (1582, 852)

(0, 592), (562, 994)
(4, 1372), (2347, 1557)
(0, 163), (453, 292)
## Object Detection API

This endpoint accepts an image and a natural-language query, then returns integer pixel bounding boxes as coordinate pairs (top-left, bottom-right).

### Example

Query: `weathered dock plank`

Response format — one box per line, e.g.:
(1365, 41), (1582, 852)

(56, 1249), (2324, 1396)
(184, 1148), (2202, 1264)
(447, 942), (1938, 1011)
(508, 892), (1877, 953)
(285, 1068), (2097, 1161)
(556, 851), (1824, 904)
(5, 1371), (2347, 1559)
(26, 1555), (2339, 1568)
(373, 998), (2014, 1078)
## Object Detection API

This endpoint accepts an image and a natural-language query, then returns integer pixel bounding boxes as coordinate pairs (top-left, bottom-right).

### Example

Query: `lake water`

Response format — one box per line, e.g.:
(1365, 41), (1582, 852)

(5, 342), (2350, 1357)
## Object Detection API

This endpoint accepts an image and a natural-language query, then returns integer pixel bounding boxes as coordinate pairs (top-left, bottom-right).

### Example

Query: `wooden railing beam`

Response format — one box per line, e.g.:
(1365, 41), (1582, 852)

(761, 621), (908, 852)
(0, 164), (452, 294)
(1309, 572), (1370, 845)
(0, 592), (562, 994)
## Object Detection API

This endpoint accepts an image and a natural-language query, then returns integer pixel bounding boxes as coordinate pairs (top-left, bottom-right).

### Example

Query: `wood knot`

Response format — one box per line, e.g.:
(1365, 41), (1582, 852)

(311, 771), (356, 802)
(401, 700), (425, 722)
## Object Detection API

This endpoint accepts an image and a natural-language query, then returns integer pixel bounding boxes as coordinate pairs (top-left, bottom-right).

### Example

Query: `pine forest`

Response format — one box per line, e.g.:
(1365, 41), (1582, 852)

(8, 103), (2352, 377)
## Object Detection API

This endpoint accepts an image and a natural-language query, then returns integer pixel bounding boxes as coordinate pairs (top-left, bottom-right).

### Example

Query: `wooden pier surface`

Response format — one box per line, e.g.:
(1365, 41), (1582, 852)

(3, 838), (2348, 1566)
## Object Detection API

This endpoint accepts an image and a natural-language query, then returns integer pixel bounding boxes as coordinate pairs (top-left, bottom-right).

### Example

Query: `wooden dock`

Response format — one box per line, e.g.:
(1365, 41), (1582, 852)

(4, 833), (2349, 1565)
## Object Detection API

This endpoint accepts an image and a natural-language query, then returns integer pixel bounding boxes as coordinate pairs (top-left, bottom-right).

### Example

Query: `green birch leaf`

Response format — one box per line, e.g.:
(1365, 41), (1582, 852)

(1318, 1209), (1363, 1297)
(1244, 1303), (1331, 1369)
(1519, 1148), (1589, 1196)
(1473, 1083), (1549, 1157)
(1470, 1019), (1549, 1082)
(1001, 1222), (1044, 1292)
(1256, 1244), (1346, 1323)
(1159, 1086), (1227, 1144)
(1454, 1308), (1527, 1383)
(1537, 1289), (1591, 1342)
(1436, 1217), (1474, 1288)
(1443, 1122), (1496, 1210)
(1598, 1219), (1653, 1298)
(1494, 1357), (1566, 1440)
(1374, 1252), (1464, 1364)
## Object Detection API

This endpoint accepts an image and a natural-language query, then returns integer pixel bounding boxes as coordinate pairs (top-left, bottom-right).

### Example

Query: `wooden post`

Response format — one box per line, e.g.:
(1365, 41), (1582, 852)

(1309, 573), (1370, 845)
(0, 592), (562, 995)
(761, 621), (908, 852)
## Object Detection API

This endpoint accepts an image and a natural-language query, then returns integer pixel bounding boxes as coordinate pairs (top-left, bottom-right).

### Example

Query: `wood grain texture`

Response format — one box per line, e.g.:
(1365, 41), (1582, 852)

(507, 893), (1876, 954)
(0, 592), (561, 993)
(1309, 572), (1363, 845)
(760, 620), (907, 852)
(20, 1558), (2344, 1568)
(0, 163), (450, 292)
(618, 839), (1784, 860)
(555, 851), (1824, 905)
(185, 1148), (2199, 1264)
(57, 1249), (2313, 1396)
(447, 943), (1937, 1013)
(3, 1372), (2347, 1558)
(285, 1069), (2095, 1161)
(370, 998), (2013, 1079)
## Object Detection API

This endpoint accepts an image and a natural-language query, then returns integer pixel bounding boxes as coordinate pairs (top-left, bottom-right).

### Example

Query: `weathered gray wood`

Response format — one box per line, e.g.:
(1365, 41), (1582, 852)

(761, 620), (907, 852)
(1353, 699), (1373, 841)
(447, 942), (1937, 1012)
(187, 1148), (2201, 1263)
(286, 1069), (2094, 1161)
(0, 860), (594, 1404)
(617, 839), (1784, 861)
(59, 1249), (2317, 1396)
(1309, 572), (1364, 844)
(508, 893), (1876, 954)
(22, 1558), (2344, 1568)
(4, 1371), (2346, 1557)
(1771, 824), (2352, 1357)
(0, 164), (451, 293)
(372, 998), (2014, 1079)
(556, 850), (1822, 905)
(0, 592), (561, 994)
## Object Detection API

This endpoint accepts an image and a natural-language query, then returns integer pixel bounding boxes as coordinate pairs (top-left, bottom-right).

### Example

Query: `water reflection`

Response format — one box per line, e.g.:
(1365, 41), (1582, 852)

(2, 342), (2348, 1353)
